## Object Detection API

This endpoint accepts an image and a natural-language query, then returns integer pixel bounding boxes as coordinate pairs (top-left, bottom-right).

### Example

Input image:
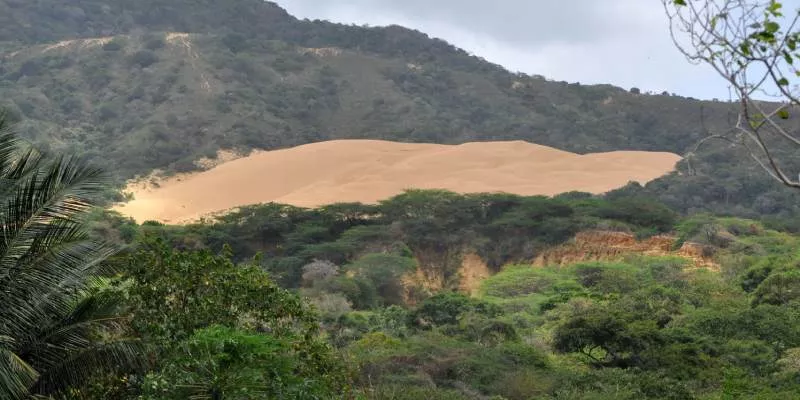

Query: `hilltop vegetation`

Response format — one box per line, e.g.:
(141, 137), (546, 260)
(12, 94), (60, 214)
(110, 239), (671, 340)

(1, 27), (725, 175)
(4, 0), (800, 219)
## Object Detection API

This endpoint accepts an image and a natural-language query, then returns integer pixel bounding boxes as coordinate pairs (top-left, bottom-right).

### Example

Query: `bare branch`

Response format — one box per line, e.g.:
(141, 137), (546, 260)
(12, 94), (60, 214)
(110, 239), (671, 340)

(663, 0), (800, 189)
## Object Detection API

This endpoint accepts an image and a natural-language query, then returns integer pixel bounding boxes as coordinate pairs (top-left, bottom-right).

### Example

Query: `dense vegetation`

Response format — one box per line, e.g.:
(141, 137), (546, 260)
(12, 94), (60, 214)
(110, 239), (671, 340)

(80, 194), (799, 399)
(4, 0), (800, 219)
(1, 25), (732, 175)
(114, 189), (676, 290)
(0, 122), (350, 398)
(2, 1), (800, 397)
(2, 118), (798, 398)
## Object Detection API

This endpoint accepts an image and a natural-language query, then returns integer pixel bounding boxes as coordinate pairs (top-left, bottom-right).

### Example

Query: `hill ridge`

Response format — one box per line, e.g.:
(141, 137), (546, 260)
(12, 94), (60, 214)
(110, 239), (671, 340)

(2, 0), (800, 220)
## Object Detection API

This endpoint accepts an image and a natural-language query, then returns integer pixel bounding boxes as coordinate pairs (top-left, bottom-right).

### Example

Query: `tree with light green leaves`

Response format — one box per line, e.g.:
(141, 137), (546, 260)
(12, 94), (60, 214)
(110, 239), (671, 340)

(665, 0), (800, 188)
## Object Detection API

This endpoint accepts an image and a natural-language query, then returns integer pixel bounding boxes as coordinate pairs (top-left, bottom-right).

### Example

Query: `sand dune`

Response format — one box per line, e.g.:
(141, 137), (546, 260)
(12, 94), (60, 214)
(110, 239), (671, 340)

(114, 140), (681, 223)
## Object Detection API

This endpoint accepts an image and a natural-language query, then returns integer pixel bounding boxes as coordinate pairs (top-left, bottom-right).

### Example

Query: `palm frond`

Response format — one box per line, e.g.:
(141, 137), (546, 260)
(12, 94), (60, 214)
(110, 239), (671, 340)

(0, 135), (44, 203)
(1, 229), (116, 339)
(0, 117), (132, 398)
(31, 339), (145, 395)
(0, 154), (109, 294)
(0, 341), (38, 400)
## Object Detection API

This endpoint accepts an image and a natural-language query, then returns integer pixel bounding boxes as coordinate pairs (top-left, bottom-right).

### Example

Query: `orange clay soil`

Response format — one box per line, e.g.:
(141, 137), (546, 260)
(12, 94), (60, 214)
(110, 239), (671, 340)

(114, 140), (682, 223)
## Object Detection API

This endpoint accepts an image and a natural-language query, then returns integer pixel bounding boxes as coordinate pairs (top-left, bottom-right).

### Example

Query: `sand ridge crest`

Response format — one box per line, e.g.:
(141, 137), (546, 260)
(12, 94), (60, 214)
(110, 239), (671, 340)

(114, 139), (682, 223)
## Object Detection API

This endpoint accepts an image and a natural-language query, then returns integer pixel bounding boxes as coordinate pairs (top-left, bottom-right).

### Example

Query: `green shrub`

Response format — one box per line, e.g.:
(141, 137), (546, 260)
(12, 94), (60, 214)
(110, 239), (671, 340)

(597, 197), (677, 233)
(102, 38), (124, 51)
(129, 49), (159, 68)
(411, 292), (501, 327)
(139, 326), (346, 399)
(753, 271), (800, 306)
(347, 253), (416, 305)
(481, 266), (558, 298)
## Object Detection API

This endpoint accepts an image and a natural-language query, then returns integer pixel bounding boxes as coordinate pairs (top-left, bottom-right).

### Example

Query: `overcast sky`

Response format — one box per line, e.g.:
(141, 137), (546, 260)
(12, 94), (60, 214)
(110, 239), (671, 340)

(275, 0), (736, 100)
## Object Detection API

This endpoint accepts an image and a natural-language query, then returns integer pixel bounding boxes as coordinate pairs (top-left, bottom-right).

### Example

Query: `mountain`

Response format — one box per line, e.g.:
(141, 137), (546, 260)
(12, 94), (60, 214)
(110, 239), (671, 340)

(2, 0), (800, 221)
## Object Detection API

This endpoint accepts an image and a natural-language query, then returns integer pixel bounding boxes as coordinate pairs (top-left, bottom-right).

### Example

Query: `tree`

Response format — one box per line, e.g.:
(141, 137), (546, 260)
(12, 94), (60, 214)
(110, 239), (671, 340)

(410, 292), (502, 327)
(345, 253), (417, 306)
(139, 326), (341, 400)
(302, 259), (340, 287)
(0, 118), (138, 399)
(553, 307), (640, 366)
(126, 238), (351, 398)
(128, 238), (318, 340)
(665, 0), (800, 188)
(752, 270), (800, 305)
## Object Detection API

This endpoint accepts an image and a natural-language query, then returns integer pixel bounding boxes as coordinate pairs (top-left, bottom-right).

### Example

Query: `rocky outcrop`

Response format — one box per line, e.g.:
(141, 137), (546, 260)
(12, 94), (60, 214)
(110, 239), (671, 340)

(533, 231), (718, 270)
(401, 252), (491, 303)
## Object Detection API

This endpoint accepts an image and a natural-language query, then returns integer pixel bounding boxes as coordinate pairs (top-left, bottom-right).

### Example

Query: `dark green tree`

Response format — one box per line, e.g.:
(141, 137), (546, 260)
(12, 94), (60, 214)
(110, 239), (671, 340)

(126, 238), (351, 399)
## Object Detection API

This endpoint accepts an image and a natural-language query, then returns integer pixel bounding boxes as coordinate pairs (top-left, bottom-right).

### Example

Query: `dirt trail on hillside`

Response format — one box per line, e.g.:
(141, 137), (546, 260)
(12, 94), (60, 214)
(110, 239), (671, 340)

(114, 140), (681, 223)
(166, 32), (212, 93)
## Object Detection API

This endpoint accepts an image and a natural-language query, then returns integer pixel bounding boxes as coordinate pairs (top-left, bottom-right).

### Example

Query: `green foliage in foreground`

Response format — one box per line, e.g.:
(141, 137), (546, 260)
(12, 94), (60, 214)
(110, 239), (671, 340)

(0, 123), (140, 399)
(32, 190), (800, 399)
(139, 326), (338, 400)
(123, 239), (352, 400)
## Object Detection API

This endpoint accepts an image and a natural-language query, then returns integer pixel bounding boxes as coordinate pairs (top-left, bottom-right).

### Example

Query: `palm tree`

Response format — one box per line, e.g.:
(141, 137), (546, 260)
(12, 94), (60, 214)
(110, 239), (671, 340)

(0, 117), (139, 399)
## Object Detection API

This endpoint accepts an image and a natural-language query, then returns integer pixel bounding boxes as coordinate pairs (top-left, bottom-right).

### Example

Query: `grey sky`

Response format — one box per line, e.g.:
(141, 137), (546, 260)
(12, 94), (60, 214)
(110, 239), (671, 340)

(276, 0), (733, 99)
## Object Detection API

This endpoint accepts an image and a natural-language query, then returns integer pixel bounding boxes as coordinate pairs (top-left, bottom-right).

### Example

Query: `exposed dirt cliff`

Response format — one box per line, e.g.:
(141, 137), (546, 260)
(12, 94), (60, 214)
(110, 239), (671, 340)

(401, 251), (491, 304)
(400, 230), (718, 304)
(458, 253), (492, 296)
(533, 231), (718, 271)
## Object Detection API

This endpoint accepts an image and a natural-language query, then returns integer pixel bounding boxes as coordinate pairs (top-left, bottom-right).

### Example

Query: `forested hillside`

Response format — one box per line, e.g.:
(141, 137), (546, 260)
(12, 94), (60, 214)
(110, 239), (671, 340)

(1, 0), (800, 219)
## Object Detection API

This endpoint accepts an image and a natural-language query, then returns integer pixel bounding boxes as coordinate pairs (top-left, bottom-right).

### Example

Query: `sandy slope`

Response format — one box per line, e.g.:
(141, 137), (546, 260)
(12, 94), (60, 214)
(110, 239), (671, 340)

(114, 140), (681, 223)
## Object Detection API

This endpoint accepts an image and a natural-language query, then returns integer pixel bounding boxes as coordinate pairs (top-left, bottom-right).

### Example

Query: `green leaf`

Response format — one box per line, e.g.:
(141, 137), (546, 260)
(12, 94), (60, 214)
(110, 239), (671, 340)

(778, 77), (790, 86)
(778, 109), (790, 119)
(756, 32), (776, 43)
(740, 42), (752, 56)
(765, 21), (780, 34)
(673, 0), (686, 5)
(768, 1), (783, 16)
(784, 51), (794, 65)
